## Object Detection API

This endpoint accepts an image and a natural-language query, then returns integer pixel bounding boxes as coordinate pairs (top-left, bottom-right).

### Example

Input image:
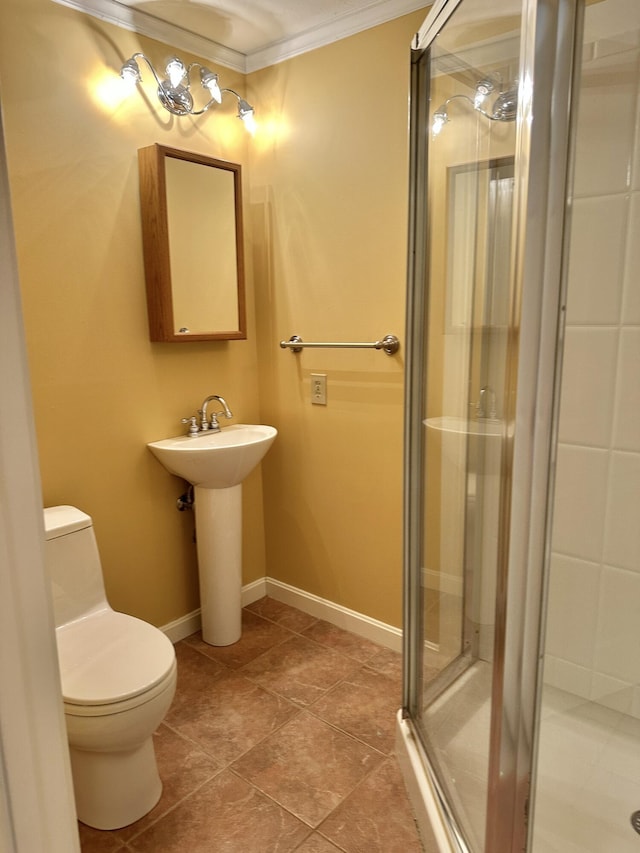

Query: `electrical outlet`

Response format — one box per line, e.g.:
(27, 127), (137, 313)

(311, 373), (327, 405)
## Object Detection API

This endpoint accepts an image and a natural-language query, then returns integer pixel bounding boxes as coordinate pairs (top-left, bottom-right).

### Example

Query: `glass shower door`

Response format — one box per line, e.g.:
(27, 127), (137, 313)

(530, 0), (640, 849)
(403, 1), (580, 851)
(411, 5), (521, 849)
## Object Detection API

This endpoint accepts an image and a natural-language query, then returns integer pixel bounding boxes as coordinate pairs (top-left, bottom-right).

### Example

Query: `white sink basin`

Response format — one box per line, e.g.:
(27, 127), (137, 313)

(425, 416), (504, 474)
(147, 424), (277, 489)
(425, 416), (503, 438)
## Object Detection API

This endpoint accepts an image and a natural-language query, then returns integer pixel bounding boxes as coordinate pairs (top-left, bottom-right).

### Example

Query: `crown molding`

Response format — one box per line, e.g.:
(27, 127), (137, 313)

(245, 0), (428, 72)
(52, 0), (248, 72)
(52, 0), (429, 74)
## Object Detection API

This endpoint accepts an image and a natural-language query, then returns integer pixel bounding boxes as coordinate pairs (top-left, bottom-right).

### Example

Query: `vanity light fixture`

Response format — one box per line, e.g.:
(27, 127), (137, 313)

(120, 53), (256, 132)
(432, 79), (518, 137)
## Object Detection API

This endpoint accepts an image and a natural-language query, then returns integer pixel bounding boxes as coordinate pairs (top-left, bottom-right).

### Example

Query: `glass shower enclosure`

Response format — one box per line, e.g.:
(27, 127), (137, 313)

(400, 0), (580, 850)
(400, 0), (640, 850)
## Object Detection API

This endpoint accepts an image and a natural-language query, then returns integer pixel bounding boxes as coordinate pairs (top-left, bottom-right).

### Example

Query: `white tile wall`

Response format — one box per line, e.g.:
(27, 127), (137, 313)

(545, 554), (600, 668)
(572, 70), (636, 197)
(557, 328), (618, 446)
(594, 566), (640, 684)
(551, 445), (609, 561)
(613, 328), (640, 450)
(565, 195), (627, 325)
(545, 36), (640, 716)
(603, 452), (640, 570)
(622, 195), (640, 322)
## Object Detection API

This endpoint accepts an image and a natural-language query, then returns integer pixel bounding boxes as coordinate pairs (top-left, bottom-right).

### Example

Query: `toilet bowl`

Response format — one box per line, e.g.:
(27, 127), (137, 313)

(43, 505), (177, 830)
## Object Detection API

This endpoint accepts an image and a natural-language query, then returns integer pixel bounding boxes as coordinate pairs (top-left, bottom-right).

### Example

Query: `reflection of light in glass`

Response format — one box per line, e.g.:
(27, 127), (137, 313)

(431, 80), (518, 137)
(519, 75), (532, 126)
(432, 109), (448, 137)
(473, 79), (495, 109)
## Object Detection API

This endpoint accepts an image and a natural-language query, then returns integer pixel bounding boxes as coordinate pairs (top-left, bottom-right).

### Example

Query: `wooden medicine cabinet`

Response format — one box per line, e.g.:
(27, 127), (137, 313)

(138, 144), (247, 342)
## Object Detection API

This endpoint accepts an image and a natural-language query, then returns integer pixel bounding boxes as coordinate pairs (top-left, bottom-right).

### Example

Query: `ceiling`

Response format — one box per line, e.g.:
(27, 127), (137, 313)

(54, 0), (429, 72)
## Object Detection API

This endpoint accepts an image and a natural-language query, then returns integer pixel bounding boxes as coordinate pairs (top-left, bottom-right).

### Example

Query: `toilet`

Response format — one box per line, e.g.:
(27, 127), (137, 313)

(43, 505), (177, 830)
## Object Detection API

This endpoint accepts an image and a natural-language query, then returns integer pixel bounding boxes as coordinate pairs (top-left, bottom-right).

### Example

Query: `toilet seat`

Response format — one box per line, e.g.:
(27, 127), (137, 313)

(57, 608), (176, 707)
(63, 660), (177, 718)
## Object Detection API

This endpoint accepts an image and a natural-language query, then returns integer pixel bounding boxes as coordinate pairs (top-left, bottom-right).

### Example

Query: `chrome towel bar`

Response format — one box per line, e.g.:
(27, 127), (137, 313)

(280, 334), (400, 356)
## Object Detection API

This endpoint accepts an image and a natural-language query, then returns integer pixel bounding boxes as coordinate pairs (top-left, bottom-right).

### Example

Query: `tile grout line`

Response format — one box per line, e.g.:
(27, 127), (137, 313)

(80, 598), (409, 852)
(113, 743), (223, 845)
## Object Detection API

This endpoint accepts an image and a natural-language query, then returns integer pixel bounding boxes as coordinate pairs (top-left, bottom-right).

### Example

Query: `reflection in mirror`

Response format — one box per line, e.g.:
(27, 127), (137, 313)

(166, 158), (239, 333)
(138, 144), (246, 342)
(446, 157), (514, 330)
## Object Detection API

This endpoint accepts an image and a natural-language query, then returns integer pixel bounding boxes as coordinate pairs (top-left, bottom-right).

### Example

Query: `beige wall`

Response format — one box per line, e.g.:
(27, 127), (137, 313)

(0, 0), (426, 631)
(0, 0), (264, 627)
(249, 11), (425, 628)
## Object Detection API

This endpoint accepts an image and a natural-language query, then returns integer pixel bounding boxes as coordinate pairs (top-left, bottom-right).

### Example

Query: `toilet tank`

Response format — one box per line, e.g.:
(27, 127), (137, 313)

(43, 506), (109, 628)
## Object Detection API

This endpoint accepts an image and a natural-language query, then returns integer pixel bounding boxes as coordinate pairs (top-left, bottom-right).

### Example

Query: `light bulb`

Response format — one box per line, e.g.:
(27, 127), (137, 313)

(166, 57), (186, 88)
(119, 58), (140, 94)
(474, 79), (494, 109)
(238, 99), (256, 134)
(200, 69), (222, 104)
(432, 110), (447, 137)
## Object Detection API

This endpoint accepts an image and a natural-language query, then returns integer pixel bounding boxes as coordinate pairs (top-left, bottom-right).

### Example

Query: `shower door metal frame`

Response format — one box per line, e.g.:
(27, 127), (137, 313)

(402, 0), (582, 850)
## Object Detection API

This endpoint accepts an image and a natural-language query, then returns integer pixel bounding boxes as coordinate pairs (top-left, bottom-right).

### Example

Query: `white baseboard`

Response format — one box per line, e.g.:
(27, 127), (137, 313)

(423, 567), (463, 597)
(241, 577), (268, 607)
(264, 577), (402, 652)
(161, 576), (402, 652)
(161, 608), (202, 643)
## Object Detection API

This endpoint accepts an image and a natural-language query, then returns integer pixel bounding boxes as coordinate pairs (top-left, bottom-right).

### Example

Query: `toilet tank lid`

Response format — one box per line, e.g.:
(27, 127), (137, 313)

(44, 506), (93, 540)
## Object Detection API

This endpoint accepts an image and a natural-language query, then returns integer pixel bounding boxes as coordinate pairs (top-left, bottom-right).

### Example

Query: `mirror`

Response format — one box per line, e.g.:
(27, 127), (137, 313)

(138, 144), (247, 342)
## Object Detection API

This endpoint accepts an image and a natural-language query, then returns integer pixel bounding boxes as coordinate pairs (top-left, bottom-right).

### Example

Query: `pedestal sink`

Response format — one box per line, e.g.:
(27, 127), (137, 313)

(424, 416), (503, 438)
(147, 424), (277, 646)
(425, 416), (504, 469)
(425, 416), (504, 661)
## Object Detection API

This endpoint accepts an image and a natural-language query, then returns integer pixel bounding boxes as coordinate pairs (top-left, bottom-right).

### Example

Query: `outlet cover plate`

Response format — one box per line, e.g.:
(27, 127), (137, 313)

(311, 373), (327, 405)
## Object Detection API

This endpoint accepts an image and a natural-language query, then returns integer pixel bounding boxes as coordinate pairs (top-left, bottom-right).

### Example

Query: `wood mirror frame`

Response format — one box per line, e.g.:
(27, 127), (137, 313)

(138, 144), (247, 342)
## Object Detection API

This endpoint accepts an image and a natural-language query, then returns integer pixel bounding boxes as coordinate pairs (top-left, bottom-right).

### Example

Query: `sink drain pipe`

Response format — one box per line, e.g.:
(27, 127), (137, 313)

(177, 485), (194, 511)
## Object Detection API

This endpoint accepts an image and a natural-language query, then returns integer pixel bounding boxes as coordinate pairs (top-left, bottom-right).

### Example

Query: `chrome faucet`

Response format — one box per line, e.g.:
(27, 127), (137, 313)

(181, 395), (233, 435)
(199, 395), (233, 431)
(477, 386), (497, 420)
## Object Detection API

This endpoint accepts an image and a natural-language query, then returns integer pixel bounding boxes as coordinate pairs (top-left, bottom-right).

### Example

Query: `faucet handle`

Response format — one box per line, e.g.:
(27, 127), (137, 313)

(196, 408), (211, 430)
(181, 416), (199, 436)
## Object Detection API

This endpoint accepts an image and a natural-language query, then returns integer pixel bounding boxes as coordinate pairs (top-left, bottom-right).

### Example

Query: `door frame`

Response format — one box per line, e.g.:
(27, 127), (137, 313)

(0, 98), (80, 852)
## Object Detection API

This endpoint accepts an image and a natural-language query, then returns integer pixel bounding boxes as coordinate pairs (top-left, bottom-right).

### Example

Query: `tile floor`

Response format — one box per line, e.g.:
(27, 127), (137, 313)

(532, 685), (640, 852)
(78, 596), (425, 853)
(421, 661), (491, 850)
(415, 664), (640, 852)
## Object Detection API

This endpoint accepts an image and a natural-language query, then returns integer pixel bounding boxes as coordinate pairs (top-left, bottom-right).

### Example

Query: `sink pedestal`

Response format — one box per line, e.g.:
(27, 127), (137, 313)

(194, 484), (242, 646)
(147, 424), (277, 647)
